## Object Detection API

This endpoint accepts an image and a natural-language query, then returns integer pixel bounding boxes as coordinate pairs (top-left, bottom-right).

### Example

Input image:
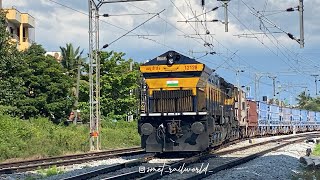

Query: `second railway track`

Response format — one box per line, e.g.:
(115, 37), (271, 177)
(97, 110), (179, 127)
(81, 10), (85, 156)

(0, 147), (144, 174)
(53, 132), (319, 180)
(140, 132), (320, 180)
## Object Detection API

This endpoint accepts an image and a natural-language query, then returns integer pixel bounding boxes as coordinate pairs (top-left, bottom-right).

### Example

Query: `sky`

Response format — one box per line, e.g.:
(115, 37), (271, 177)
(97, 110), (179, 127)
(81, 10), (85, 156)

(3, 0), (320, 105)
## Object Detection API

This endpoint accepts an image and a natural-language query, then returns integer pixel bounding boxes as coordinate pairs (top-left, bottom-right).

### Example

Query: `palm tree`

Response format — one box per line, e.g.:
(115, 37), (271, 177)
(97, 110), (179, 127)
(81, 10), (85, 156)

(60, 43), (85, 123)
(296, 91), (312, 108)
(60, 43), (84, 78)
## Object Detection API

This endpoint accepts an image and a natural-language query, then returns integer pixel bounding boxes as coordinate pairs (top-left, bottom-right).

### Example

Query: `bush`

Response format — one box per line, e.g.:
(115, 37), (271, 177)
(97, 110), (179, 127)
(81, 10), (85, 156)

(0, 112), (140, 161)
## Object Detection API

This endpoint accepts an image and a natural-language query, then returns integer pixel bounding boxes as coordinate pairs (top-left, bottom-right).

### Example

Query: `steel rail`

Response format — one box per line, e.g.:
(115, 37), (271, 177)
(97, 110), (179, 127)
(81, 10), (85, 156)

(61, 154), (155, 180)
(185, 136), (311, 180)
(0, 147), (143, 174)
(136, 132), (320, 180)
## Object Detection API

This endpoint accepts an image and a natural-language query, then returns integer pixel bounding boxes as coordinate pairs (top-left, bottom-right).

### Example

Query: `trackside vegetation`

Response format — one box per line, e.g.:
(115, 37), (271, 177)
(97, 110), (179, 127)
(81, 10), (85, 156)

(312, 144), (320, 156)
(0, 10), (141, 161)
(0, 112), (139, 161)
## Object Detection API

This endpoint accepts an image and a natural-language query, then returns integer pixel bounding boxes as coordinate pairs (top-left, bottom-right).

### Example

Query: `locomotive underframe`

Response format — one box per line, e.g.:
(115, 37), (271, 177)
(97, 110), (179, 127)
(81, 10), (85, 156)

(139, 114), (240, 152)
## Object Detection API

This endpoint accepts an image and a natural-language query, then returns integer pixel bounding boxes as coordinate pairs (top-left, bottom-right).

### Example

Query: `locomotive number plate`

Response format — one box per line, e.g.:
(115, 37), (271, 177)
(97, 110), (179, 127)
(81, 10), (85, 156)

(140, 64), (203, 72)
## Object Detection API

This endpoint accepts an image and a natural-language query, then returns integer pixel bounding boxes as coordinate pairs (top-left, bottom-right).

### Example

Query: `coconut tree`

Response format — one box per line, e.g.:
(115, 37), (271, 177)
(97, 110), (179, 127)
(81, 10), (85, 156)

(296, 91), (312, 108)
(60, 43), (84, 78)
(60, 43), (85, 123)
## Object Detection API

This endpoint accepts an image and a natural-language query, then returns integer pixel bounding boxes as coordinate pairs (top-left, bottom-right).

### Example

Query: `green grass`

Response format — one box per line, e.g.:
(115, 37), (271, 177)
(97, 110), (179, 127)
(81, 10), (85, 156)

(37, 165), (64, 177)
(313, 144), (320, 156)
(0, 113), (140, 162)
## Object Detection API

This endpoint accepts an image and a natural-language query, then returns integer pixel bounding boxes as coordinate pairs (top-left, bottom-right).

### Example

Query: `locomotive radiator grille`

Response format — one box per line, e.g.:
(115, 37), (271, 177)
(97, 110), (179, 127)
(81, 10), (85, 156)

(152, 90), (193, 113)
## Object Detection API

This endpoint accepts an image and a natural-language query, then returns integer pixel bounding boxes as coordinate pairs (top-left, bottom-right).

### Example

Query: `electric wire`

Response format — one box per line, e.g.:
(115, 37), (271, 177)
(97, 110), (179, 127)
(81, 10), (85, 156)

(240, 1), (319, 73)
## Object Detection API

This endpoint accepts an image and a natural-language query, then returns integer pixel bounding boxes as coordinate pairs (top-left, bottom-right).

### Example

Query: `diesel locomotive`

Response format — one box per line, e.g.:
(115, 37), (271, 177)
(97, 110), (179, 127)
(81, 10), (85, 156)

(138, 51), (242, 152)
(138, 51), (320, 153)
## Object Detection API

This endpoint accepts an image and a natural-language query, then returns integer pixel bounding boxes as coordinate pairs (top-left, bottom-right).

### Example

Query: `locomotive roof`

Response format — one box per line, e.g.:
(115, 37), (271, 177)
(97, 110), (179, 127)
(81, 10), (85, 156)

(142, 51), (202, 65)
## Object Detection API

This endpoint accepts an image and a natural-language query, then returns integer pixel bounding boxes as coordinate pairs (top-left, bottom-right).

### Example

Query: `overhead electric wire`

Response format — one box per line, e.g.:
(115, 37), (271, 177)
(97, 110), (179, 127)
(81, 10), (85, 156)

(169, 0), (212, 50)
(102, 9), (165, 48)
(179, 0), (277, 91)
(239, 1), (319, 74)
(127, 2), (207, 51)
(224, 1), (307, 78)
(249, 7), (320, 70)
(46, 0), (305, 97)
(184, 0), (262, 75)
(45, 0), (192, 56)
(46, 0), (138, 34)
(102, 12), (157, 17)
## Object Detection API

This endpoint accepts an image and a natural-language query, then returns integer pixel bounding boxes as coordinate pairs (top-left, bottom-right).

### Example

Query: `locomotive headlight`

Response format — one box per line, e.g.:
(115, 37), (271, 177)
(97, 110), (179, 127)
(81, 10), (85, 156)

(191, 122), (205, 134)
(167, 52), (175, 65)
(141, 123), (154, 135)
(168, 58), (174, 65)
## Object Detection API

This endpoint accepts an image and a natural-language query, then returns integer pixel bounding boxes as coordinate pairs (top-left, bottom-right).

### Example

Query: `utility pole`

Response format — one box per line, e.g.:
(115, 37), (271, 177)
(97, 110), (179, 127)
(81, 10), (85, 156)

(268, 75), (277, 98)
(254, 72), (269, 101)
(236, 69), (244, 88)
(74, 57), (82, 125)
(217, 0), (230, 32)
(127, 61), (134, 122)
(88, 0), (151, 151)
(298, 0), (304, 48)
(311, 75), (319, 96)
(88, 0), (100, 151)
(254, 73), (262, 101)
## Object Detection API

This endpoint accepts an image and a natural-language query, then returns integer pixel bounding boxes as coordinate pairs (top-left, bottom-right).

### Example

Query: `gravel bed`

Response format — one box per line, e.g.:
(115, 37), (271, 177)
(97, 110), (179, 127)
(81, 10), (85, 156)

(0, 153), (151, 180)
(216, 132), (316, 153)
(222, 142), (280, 157)
(91, 162), (161, 180)
(203, 141), (316, 180)
(0, 172), (43, 180)
(160, 137), (317, 180)
(44, 153), (153, 180)
(1, 133), (317, 180)
(90, 157), (182, 179)
(159, 156), (237, 180)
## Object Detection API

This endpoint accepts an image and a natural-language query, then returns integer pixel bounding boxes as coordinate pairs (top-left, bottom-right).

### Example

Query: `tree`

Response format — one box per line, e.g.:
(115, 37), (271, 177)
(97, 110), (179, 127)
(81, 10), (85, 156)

(296, 91), (312, 108)
(59, 43), (83, 78)
(0, 10), (28, 116)
(99, 51), (140, 120)
(20, 44), (75, 121)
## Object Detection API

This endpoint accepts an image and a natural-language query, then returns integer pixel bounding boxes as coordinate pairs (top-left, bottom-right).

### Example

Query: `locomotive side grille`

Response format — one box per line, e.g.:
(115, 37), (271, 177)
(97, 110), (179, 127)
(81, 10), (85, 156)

(152, 90), (193, 112)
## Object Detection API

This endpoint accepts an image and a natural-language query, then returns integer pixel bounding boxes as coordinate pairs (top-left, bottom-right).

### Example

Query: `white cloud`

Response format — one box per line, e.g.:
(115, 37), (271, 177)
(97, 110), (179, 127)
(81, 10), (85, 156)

(3, 0), (320, 100)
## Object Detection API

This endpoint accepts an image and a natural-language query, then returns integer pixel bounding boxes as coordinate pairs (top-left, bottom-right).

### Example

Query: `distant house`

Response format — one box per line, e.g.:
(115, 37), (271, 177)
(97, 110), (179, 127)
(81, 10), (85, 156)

(45, 51), (63, 62)
(3, 6), (35, 51)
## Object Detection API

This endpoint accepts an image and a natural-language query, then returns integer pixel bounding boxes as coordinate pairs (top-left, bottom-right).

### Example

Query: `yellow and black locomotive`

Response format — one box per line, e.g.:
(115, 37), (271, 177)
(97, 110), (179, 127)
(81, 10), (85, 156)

(139, 51), (240, 152)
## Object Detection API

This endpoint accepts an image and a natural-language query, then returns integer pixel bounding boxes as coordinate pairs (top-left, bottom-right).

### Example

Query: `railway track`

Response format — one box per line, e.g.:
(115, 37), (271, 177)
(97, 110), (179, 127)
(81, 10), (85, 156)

(61, 154), (155, 180)
(184, 136), (312, 180)
(54, 132), (319, 180)
(139, 132), (319, 180)
(0, 147), (144, 174)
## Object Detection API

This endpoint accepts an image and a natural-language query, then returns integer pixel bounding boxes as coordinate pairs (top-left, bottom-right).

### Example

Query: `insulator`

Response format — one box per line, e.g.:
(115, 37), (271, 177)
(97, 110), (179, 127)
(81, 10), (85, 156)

(286, 8), (295, 12)
(102, 44), (109, 49)
(287, 33), (294, 40)
(202, 0), (205, 7)
(212, 7), (219, 11)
